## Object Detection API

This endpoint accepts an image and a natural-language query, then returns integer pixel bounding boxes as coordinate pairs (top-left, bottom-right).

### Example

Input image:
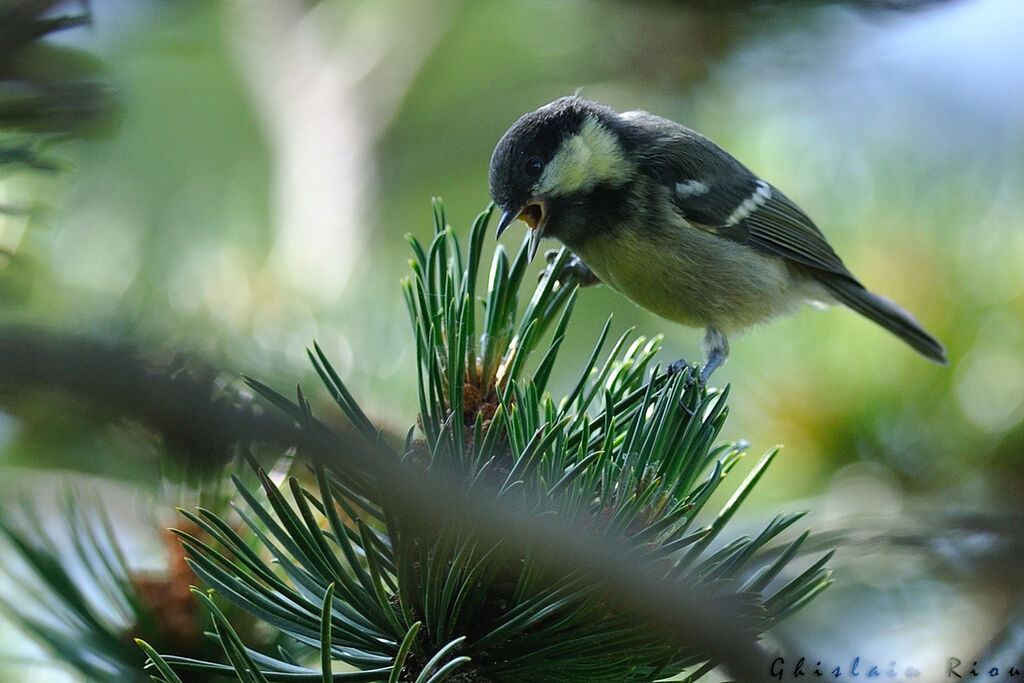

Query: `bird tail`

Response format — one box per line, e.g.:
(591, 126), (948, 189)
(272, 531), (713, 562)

(820, 278), (948, 364)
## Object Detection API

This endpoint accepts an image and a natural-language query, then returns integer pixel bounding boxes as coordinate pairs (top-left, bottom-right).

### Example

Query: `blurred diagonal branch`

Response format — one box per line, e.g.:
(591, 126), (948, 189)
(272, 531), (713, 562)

(0, 326), (299, 462)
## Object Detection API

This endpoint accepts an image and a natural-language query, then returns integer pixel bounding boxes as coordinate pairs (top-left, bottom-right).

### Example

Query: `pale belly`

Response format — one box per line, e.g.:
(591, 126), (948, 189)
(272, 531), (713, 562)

(570, 227), (811, 334)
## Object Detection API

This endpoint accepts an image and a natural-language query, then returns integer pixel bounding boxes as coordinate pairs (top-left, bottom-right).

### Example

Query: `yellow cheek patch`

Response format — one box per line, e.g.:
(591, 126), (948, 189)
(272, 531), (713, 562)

(538, 116), (633, 196)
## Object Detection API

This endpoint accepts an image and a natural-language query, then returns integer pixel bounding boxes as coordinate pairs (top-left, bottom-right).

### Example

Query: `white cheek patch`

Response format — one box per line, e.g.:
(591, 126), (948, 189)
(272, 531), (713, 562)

(675, 179), (709, 197)
(726, 180), (772, 226)
(537, 116), (633, 196)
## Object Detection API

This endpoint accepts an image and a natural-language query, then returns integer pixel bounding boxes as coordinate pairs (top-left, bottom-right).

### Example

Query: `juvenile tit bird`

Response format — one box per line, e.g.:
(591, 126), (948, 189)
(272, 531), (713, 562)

(489, 96), (947, 381)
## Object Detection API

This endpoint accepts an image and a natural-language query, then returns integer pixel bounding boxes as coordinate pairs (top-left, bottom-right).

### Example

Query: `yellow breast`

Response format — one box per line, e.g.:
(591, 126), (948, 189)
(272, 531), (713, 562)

(571, 225), (801, 334)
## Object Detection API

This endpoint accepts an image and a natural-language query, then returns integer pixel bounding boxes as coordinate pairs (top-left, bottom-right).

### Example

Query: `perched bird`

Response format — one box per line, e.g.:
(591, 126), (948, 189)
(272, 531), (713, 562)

(489, 96), (947, 381)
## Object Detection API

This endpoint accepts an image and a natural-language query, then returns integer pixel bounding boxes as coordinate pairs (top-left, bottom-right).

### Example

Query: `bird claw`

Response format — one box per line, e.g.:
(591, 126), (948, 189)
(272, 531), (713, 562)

(541, 249), (561, 277)
(666, 358), (691, 376)
(538, 250), (557, 283)
(539, 250), (601, 287)
(666, 358), (706, 389)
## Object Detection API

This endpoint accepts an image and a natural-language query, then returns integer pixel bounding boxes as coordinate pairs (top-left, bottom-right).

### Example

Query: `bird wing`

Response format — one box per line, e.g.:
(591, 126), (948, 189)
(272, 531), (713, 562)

(626, 111), (857, 281)
(726, 185), (853, 279)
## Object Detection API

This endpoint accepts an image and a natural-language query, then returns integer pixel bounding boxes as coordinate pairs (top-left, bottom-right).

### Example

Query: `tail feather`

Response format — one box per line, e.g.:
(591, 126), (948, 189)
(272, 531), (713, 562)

(821, 278), (948, 364)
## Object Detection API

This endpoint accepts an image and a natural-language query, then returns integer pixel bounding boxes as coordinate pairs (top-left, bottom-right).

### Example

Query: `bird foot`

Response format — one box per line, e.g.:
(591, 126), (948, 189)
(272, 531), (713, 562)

(666, 358), (705, 388)
(540, 250), (601, 287)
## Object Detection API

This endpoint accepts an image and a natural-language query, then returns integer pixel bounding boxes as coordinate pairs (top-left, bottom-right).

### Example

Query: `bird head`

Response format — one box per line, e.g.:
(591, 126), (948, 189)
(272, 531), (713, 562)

(489, 96), (634, 260)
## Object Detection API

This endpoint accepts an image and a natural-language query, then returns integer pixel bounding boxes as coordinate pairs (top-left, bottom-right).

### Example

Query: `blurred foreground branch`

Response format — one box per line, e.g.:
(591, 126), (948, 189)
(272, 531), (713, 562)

(0, 326), (299, 463)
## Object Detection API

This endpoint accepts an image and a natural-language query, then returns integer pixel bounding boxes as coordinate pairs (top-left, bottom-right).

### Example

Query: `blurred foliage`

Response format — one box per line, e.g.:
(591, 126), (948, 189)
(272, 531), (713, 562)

(0, 489), (258, 682)
(0, 0), (117, 136)
(1, 0), (1023, 679)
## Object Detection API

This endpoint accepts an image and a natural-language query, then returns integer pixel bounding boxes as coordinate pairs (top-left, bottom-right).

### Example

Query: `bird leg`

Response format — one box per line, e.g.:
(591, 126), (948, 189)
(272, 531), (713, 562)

(666, 329), (728, 386)
(542, 249), (601, 287)
(699, 327), (729, 383)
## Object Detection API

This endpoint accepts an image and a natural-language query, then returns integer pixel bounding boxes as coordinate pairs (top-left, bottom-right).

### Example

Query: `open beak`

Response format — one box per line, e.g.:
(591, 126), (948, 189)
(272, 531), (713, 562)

(495, 201), (547, 261)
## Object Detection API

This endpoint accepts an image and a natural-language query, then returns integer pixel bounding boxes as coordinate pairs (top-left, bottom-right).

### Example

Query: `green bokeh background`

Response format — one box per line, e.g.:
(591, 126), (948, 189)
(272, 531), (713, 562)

(2, 0), (1022, 680)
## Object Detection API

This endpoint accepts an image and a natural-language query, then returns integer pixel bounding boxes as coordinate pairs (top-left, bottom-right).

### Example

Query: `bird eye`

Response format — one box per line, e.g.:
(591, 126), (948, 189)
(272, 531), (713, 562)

(525, 156), (543, 178)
